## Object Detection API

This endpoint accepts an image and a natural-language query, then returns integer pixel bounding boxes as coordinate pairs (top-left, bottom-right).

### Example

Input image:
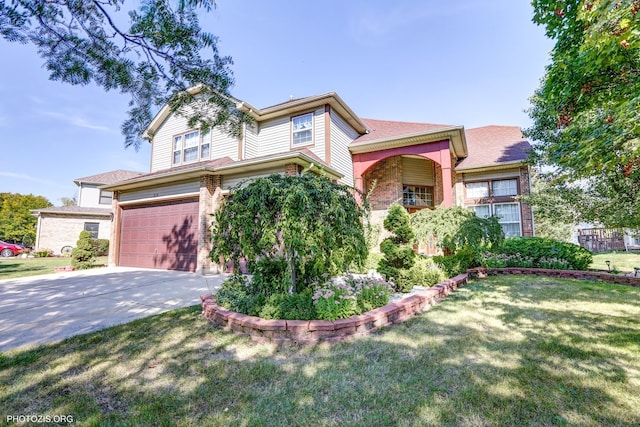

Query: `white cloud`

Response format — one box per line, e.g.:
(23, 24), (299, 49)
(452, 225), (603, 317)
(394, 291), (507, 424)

(37, 110), (112, 132)
(0, 172), (65, 188)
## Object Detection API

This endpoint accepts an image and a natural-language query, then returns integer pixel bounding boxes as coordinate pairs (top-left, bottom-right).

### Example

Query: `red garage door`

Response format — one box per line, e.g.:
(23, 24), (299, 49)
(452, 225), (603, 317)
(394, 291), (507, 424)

(119, 199), (199, 272)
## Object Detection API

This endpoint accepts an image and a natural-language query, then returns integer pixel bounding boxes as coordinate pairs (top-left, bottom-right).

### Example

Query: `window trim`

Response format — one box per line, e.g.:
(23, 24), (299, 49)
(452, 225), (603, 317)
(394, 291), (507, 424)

(291, 112), (315, 148)
(467, 202), (522, 237)
(464, 177), (520, 200)
(99, 190), (112, 205)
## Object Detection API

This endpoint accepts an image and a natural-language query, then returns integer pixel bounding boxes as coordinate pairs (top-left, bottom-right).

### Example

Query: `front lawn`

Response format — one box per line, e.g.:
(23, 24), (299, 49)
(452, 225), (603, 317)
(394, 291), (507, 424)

(0, 256), (108, 280)
(591, 251), (640, 273)
(1, 275), (639, 425)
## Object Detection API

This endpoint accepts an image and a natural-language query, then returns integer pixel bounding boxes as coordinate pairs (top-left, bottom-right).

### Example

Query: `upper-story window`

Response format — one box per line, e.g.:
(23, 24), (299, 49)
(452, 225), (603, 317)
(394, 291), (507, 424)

(402, 185), (434, 209)
(173, 130), (210, 165)
(99, 190), (112, 205)
(465, 178), (518, 199)
(292, 113), (313, 146)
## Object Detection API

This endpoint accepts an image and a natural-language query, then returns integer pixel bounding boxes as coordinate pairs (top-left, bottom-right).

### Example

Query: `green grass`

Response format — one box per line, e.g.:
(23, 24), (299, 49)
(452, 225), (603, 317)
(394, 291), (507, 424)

(1, 275), (639, 426)
(0, 256), (108, 280)
(591, 251), (640, 273)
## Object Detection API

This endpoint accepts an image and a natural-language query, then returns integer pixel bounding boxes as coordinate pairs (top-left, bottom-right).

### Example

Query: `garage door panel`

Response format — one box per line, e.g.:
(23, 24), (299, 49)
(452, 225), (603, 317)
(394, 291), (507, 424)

(119, 199), (199, 272)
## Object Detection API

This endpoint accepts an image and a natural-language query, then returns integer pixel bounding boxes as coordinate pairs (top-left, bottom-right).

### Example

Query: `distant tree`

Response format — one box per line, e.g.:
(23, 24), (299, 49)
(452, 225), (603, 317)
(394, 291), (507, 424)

(0, 0), (251, 149)
(0, 192), (51, 245)
(60, 196), (77, 207)
(527, 0), (640, 228)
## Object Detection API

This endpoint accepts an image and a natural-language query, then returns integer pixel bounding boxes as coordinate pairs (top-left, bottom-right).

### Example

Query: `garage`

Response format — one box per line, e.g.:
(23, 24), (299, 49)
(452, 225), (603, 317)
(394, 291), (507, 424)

(118, 198), (199, 272)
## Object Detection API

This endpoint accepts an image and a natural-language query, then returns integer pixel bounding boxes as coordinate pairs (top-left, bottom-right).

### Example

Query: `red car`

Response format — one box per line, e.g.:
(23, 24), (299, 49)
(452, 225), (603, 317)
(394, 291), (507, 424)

(0, 241), (22, 257)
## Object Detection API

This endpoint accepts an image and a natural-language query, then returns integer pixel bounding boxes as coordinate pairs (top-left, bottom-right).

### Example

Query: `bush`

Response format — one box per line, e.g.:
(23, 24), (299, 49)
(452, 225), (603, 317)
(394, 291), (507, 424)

(344, 275), (394, 313)
(258, 289), (317, 320)
(313, 280), (359, 321)
(408, 256), (447, 288)
(349, 252), (383, 274)
(71, 230), (95, 269)
(92, 239), (109, 256)
(498, 237), (592, 270)
(433, 246), (481, 277)
(378, 204), (415, 291)
(215, 275), (266, 317)
(33, 248), (53, 258)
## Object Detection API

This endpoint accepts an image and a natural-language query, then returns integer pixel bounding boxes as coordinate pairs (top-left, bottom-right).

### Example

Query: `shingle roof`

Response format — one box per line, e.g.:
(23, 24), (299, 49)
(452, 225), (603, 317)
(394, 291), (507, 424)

(74, 170), (145, 185)
(352, 118), (457, 145)
(456, 126), (530, 170)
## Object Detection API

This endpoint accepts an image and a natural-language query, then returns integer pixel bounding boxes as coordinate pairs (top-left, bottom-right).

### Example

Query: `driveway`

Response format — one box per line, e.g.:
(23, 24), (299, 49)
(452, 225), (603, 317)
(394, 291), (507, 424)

(0, 267), (226, 352)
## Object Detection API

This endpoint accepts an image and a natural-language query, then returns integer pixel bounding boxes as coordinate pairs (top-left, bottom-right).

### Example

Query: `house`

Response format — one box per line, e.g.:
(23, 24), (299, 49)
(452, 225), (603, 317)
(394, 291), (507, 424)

(102, 90), (534, 273)
(32, 170), (143, 255)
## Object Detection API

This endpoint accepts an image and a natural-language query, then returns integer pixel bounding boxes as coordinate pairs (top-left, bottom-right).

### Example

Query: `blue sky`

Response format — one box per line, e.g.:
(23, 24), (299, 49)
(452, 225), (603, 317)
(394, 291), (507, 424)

(0, 0), (553, 205)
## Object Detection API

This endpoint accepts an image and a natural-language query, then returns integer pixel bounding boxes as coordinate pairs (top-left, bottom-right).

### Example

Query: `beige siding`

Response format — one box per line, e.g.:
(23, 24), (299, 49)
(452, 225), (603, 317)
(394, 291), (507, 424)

(244, 122), (259, 159)
(150, 113), (189, 172)
(307, 108), (326, 162)
(78, 184), (112, 208)
(119, 180), (200, 202)
(36, 215), (111, 254)
(401, 157), (435, 186)
(462, 168), (521, 181)
(331, 113), (360, 185)
(222, 168), (285, 190)
(210, 126), (240, 161)
(256, 116), (290, 156)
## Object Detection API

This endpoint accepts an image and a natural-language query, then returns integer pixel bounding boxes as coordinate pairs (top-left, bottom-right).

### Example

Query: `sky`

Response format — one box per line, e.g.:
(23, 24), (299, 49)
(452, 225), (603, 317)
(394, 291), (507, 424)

(0, 0), (554, 206)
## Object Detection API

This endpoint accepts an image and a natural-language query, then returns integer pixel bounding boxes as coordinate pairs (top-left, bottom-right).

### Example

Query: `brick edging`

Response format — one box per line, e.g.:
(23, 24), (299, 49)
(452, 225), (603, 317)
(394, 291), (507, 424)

(200, 274), (469, 345)
(467, 267), (640, 287)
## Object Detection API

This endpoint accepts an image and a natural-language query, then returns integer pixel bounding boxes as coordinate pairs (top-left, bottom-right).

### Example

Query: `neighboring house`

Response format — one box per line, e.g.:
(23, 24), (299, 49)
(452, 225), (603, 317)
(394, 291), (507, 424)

(103, 90), (534, 273)
(573, 224), (640, 252)
(32, 170), (143, 255)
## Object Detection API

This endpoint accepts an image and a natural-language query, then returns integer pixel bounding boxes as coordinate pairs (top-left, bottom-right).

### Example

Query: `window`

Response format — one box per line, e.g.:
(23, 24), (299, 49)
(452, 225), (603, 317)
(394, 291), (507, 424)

(292, 113), (313, 146)
(466, 182), (489, 199)
(172, 130), (203, 165)
(493, 203), (522, 237)
(403, 185), (434, 208)
(492, 179), (518, 197)
(99, 190), (112, 205)
(467, 203), (522, 237)
(84, 222), (99, 239)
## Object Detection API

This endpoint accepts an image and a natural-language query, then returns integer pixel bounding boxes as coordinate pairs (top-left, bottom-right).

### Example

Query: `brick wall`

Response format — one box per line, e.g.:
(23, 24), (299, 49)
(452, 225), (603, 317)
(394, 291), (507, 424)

(519, 167), (534, 236)
(38, 215), (111, 255)
(364, 157), (403, 210)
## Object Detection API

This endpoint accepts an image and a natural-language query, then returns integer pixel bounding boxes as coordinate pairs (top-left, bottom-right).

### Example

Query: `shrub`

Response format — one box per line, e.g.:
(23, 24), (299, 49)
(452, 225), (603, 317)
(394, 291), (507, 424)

(481, 252), (534, 268)
(258, 289), (317, 320)
(33, 248), (53, 258)
(408, 256), (447, 288)
(343, 274), (394, 313)
(91, 239), (109, 256)
(313, 280), (359, 321)
(498, 237), (592, 270)
(71, 231), (95, 269)
(378, 204), (415, 291)
(433, 246), (480, 277)
(215, 275), (265, 317)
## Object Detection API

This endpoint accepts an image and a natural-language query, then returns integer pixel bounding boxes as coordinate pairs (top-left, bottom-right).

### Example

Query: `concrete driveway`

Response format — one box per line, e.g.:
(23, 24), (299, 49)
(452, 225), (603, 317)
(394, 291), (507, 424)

(0, 267), (226, 352)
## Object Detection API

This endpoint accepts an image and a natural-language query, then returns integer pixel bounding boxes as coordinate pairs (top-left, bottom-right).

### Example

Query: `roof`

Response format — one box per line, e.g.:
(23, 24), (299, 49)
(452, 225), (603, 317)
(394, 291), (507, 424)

(353, 119), (458, 144)
(456, 126), (530, 171)
(31, 206), (111, 216)
(74, 170), (145, 186)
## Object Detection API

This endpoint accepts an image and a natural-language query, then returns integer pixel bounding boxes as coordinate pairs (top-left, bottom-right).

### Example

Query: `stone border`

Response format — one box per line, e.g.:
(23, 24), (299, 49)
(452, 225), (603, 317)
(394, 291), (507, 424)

(200, 274), (469, 345)
(467, 267), (640, 287)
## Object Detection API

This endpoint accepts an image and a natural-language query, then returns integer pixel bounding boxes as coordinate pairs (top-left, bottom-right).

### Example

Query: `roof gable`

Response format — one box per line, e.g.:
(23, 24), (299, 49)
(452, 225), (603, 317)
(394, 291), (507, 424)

(74, 170), (145, 186)
(456, 126), (530, 171)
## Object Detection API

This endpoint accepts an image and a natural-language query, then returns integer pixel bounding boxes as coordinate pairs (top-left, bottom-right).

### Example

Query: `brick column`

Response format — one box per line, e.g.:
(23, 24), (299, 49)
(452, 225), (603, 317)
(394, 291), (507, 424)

(284, 163), (299, 176)
(519, 167), (534, 236)
(197, 175), (222, 274)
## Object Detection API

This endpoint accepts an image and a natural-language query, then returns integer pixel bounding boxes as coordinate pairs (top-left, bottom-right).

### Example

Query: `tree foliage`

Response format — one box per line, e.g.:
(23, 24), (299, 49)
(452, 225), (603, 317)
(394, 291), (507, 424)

(411, 206), (504, 254)
(1, 0), (251, 149)
(527, 0), (640, 228)
(0, 192), (51, 245)
(211, 174), (368, 294)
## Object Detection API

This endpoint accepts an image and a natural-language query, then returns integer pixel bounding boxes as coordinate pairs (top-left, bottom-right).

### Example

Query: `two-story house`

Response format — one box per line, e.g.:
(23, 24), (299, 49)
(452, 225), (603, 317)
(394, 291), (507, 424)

(32, 170), (143, 255)
(103, 89), (534, 273)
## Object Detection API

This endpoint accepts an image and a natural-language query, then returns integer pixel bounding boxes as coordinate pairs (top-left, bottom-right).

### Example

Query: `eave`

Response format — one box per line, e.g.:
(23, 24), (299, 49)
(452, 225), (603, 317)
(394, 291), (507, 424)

(455, 160), (526, 173)
(349, 126), (468, 158)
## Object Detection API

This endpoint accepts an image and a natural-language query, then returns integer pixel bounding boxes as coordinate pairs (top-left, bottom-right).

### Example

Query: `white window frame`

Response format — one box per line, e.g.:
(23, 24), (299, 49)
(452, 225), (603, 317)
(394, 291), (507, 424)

(172, 130), (204, 166)
(291, 113), (314, 147)
(493, 202), (522, 237)
(492, 179), (518, 197)
(465, 181), (489, 199)
(99, 190), (112, 205)
(468, 204), (491, 219)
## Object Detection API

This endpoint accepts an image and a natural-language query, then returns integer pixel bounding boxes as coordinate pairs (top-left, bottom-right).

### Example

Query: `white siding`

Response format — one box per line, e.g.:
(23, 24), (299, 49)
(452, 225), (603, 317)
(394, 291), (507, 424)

(119, 180), (200, 202)
(222, 168), (285, 190)
(402, 157), (435, 186)
(256, 115), (290, 156)
(78, 185), (112, 208)
(330, 113), (359, 185)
